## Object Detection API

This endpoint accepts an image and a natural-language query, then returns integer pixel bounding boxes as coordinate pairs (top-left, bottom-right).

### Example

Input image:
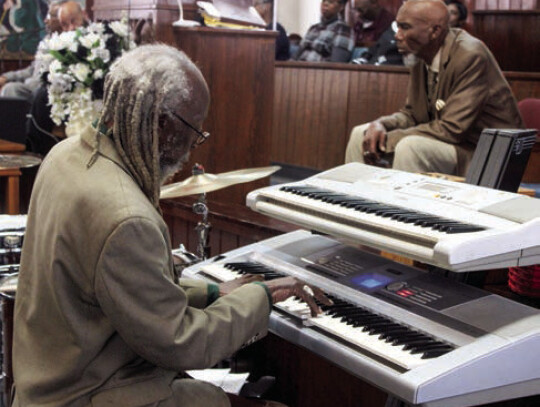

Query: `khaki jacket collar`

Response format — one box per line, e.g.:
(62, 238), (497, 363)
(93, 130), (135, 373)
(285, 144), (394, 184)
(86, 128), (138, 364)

(429, 28), (462, 103)
(81, 124), (130, 176)
(439, 28), (463, 74)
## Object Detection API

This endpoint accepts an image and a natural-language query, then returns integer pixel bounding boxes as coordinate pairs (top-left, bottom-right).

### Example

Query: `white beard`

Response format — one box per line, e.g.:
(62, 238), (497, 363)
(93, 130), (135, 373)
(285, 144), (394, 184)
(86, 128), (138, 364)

(160, 150), (191, 185)
(403, 53), (419, 68)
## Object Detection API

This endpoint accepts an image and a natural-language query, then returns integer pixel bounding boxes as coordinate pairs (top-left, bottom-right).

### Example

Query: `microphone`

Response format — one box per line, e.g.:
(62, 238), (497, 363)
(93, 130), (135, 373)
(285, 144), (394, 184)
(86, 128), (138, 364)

(173, 0), (201, 27)
(26, 113), (61, 143)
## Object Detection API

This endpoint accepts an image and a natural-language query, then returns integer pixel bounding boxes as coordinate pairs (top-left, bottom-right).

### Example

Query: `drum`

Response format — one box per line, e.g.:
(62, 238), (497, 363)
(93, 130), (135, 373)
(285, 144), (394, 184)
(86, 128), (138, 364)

(0, 268), (18, 406)
(0, 232), (24, 266)
(0, 214), (26, 268)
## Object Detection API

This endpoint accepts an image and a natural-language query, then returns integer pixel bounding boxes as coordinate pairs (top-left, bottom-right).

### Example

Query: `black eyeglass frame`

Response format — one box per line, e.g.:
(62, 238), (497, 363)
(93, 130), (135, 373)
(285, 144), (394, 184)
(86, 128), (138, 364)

(168, 110), (210, 147)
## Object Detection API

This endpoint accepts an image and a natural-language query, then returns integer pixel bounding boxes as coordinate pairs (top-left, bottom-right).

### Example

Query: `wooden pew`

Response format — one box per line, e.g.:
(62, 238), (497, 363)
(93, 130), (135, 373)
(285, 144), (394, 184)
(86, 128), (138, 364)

(272, 62), (540, 180)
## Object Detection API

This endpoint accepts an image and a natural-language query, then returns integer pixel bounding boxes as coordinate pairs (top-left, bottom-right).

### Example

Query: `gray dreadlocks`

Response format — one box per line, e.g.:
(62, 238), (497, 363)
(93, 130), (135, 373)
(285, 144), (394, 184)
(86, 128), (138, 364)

(97, 44), (195, 207)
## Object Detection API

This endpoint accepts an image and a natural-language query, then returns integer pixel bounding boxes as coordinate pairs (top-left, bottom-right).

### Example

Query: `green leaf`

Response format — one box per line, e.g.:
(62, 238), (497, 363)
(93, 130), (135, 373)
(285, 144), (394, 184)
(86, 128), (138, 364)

(49, 50), (69, 64)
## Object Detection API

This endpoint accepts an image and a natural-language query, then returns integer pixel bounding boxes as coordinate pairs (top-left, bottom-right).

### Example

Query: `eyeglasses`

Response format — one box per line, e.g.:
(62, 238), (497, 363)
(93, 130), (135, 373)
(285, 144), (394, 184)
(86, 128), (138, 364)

(168, 111), (210, 148)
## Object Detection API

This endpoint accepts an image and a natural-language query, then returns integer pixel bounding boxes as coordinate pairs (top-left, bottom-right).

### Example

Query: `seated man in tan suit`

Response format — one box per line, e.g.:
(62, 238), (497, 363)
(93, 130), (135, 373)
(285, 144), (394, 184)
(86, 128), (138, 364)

(345, 0), (523, 176)
(13, 44), (328, 407)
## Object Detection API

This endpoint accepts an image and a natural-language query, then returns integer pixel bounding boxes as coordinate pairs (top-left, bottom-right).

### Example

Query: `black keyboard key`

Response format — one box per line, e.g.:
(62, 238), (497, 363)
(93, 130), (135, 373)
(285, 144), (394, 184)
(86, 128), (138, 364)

(410, 343), (453, 354)
(445, 225), (486, 234)
(421, 348), (453, 359)
(402, 340), (439, 351)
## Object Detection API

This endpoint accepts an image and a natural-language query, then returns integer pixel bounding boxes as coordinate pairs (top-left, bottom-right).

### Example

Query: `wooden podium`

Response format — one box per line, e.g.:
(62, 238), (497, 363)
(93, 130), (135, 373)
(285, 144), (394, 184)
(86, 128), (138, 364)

(92, 1), (277, 204)
(171, 26), (277, 204)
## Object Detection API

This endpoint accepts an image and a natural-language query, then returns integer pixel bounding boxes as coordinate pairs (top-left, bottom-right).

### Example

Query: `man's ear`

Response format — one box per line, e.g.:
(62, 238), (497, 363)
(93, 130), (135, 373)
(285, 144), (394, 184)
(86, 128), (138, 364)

(430, 24), (442, 40)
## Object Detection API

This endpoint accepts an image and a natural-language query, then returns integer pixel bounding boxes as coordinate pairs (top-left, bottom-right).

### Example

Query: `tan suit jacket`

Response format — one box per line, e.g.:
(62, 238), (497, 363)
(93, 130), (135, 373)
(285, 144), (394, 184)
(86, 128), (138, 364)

(379, 29), (524, 174)
(13, 130), (270, 407)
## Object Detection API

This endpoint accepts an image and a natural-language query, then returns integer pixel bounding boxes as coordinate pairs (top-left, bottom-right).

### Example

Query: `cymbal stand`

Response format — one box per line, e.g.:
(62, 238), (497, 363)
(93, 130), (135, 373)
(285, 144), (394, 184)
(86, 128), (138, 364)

(193, 193), (211, 260)
(191, 164), (211, 260)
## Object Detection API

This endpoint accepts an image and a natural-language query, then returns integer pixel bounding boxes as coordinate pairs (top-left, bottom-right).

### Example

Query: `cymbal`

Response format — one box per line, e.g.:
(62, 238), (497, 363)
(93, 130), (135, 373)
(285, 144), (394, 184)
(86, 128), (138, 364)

(0, 154), (42, 169)
(160, 165), (281, 199)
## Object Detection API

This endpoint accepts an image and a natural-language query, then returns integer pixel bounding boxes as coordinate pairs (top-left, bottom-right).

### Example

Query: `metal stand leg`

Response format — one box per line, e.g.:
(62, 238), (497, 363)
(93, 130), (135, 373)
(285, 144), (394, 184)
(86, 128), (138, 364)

(193, 194), (211, 260)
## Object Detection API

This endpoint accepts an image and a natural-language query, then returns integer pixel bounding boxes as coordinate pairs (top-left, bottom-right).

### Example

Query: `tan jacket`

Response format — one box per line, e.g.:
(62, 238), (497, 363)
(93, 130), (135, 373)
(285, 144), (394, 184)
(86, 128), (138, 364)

(13, 130), (270, 407)
(379, 29), (524, 174)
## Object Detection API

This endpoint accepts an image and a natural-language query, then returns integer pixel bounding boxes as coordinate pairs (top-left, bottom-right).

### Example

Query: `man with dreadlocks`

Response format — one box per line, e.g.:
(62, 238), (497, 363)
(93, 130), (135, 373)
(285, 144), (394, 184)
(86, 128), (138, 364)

(13, 44), (327, 407)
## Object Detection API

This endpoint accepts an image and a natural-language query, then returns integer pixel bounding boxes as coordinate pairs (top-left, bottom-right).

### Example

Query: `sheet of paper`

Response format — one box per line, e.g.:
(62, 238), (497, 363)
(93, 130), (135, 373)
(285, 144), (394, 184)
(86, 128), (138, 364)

(186, 368), (250, 395)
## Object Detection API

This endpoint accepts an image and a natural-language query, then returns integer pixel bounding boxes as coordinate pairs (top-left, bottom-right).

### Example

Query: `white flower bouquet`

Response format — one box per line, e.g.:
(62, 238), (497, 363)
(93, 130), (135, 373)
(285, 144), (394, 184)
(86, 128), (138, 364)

(38, 19), (135, 136)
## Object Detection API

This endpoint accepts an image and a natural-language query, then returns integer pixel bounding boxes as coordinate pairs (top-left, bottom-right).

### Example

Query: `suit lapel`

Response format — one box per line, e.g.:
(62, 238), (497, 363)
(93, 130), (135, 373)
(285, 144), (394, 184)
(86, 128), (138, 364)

(411, 62), (430, 123)
(436, 29), (460, 100)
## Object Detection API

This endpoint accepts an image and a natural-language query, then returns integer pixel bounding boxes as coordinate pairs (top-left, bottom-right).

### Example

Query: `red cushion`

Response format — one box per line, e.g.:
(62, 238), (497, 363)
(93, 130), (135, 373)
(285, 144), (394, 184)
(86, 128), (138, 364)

(518, 98), (540, 129)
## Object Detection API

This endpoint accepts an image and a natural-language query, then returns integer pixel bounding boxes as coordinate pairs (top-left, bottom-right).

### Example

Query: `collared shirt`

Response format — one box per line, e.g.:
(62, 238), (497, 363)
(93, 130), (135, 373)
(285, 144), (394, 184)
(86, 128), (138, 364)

(427, 48), (442, 74)
(295, 16), (354, 62)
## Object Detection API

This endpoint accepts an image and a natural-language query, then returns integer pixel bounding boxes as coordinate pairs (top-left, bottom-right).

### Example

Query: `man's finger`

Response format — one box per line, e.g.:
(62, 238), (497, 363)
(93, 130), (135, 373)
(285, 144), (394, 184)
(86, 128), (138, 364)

(312, 286), (332, 306)
(295, 289), (320, 317)
(240, 274), (264, 283)
(296, 284), (322, 317)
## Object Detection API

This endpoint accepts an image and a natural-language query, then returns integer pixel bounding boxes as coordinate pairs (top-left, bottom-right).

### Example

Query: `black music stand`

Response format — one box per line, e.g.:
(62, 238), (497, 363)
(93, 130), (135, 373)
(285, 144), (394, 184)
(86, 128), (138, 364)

(0, 97), (31, 145)
(436, 128), (538, 287)
(465, 128), (538, 193)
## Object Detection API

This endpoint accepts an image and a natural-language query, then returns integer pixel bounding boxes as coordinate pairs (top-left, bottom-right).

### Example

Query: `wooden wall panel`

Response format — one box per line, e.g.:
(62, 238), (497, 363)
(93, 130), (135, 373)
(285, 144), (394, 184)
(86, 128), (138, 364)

(273, 63), (410, 172)
(506, 72), (540, 101)
(0, 60), (31, 75)
(272, 63), (350, 169)
(473, 10), (540, 72)
(347, 66), (409, 132)
(272, 62), (540, 176)
(474, 0), (539, 9)
(161, 197), (296, 258)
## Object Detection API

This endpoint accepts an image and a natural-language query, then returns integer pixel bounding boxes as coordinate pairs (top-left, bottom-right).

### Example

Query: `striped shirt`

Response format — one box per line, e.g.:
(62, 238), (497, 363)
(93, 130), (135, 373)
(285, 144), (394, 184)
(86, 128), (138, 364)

(295, 16), (355, 63)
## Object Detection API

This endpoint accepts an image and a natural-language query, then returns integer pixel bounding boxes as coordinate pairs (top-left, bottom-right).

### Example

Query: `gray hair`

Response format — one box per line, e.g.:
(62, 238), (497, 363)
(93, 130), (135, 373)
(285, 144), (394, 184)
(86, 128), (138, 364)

(98, 44), (195, 207)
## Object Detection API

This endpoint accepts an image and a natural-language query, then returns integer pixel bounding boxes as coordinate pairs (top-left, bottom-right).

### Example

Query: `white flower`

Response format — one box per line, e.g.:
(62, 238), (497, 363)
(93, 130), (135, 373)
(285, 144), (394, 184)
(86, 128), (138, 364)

(89, 47), (110, 63)
(49, 31), (77, 51)
(43, 18), (135, 127)
(50, 100), (69, 125)
(70, 63), (91, 82)
(48, 72), (74, 94)
(87, 22), (106, 35)
(79, 32), (101, 49)
(37, 52), (54, 66)
(49, 59), (63, 74)
(45, 33), (65, 51)
(110, 20), (129, 38)
(36, 53), (55, 76)
(69, 40), (79, 53)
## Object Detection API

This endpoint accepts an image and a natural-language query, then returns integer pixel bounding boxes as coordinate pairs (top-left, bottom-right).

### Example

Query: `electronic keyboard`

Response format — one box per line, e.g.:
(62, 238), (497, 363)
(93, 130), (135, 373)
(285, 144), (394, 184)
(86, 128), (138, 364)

(246, 163), (540, 272)
(183, 230), (540, 407)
